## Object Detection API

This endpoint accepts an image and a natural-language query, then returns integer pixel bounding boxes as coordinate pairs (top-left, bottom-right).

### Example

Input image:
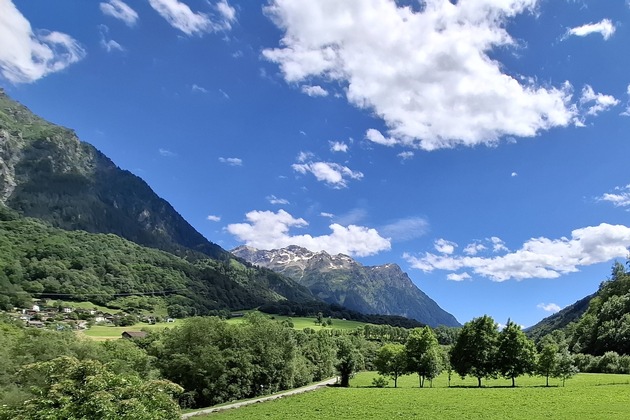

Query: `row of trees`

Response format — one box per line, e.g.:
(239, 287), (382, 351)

(374, 317), (579, 388)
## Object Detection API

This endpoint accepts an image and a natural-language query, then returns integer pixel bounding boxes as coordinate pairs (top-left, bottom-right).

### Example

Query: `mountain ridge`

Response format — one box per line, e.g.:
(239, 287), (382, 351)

(231, 245), (460, 327)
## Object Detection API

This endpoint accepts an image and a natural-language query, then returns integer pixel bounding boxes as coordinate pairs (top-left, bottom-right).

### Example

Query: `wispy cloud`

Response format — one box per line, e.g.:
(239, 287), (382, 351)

(99, 0), (139, 26)
(219, 157), (242, 166)
(98, 25), (125, 53)
(597, 184), (630, 209)
(0, 0), (85, 83)
(227, 209), (391, 257)
(192, 84), (208, 93)
(292, 161), (363, 188)
(267, 195), (289, 205)
(577, 85), (619, 120)
(404, 223), (630, 281)
(206, 214), (221, 222)
(566, 19), (616, 40)
(148, 0), (236, 36)
(398, 151), (414, 161)
(379, 217), (429, 242)
(159, 148), (176, 157)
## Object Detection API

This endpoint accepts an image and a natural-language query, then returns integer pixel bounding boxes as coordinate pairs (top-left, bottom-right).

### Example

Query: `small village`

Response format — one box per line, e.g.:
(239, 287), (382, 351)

(5, 300), (175, 333)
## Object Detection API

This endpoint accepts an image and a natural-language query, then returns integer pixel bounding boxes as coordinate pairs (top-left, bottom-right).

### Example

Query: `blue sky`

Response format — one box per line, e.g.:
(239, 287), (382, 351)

(2, 0), (630, 327)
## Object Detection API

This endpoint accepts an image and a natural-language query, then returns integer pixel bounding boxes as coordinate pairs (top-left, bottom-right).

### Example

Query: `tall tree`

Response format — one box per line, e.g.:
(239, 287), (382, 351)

(450, 315), (499, 387)
(335, 336), (363, 387)
(374, 343), (408, 388)
(497, 320), (537, 387)
(536, 340), (558, 387)
(405, 327), (442, 388)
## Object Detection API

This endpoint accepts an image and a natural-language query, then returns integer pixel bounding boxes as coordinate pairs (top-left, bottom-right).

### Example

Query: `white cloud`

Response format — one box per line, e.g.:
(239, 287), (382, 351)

(435, 238), (457, 255)
(379, 217), (429, 242)
(537, 302), (562, 313)
(296, 151), (314, 162)
(98, 25), (124, 53)
(99, 0), (138, 26)
(511, 172), (518, 177)
(263, 0), (577, 150)
(192, 83), (208, 93)
(267, 195), (290, 205)
(491, 236), (508, 253)
(148, 0), (236, 36)
(404, 223), (630, 281)
(578, 85), (619, 118)
(464, 242), (487, 256)
(219, 157), (242, 166)
(292, 161), (363, 188)
(0, 0), (85, 83)
(566, 19), (616, 40)
(398, 151), (414, 160)
(301, 84), (329, 97)
(159, 148), (176, 157)
(329, 141), (348, 153)
(218, 88), (230, 99)
(447, 272), (471, 282)
(597, 184), (630, 209)
(365, 129), (398, 147)
(320, 212), (334, 218)
(227, 209), (391, 257)
(206, 214), (221, 222)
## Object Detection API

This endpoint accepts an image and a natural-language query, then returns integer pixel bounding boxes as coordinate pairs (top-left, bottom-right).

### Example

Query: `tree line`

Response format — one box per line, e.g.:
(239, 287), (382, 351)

(374, 317), (579, 388)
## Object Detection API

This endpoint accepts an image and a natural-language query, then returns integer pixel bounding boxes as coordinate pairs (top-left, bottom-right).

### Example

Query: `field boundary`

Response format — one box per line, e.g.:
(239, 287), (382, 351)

(181, 377), (338, 419)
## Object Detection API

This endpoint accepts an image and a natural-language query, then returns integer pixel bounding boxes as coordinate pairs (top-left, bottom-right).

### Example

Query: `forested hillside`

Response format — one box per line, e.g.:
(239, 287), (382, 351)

(0, 205), (315, 315)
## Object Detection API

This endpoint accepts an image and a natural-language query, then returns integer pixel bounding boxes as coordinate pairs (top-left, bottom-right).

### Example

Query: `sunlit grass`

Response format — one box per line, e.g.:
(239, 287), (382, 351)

(193, 372), (630, 420)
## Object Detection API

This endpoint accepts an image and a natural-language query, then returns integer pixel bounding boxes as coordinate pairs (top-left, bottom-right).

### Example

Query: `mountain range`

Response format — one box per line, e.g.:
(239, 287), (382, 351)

(0, 89), (461, 327)
(232, 245), (460, 327)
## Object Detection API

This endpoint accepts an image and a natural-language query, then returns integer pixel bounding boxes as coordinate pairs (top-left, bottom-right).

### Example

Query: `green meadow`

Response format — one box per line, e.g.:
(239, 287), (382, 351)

(224, 312), (368, 331)
(193, 372), (630, 420)
(79, 322), (175, 340)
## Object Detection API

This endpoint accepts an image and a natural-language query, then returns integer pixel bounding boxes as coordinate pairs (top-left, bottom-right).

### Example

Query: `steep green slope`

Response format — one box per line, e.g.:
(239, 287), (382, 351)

(0, 89), (225, 260)
(525, 294), (593, 343)
(0, 205), (314, 313)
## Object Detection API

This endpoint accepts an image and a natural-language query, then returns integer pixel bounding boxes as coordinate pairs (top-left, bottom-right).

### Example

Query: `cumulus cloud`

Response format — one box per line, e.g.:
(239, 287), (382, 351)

(99, 0), (138, 26)
(263, 0), (577, 150)
(292, 161), (363, 188)
(148, 0), (236, 36)
(435, 238), (457, 255)
(219, 157), (242, 166)
(597, 184), (630, 209)
(0, 0), (85, 83)
(538, 302), (562, 313)
(404, 223), (630, 281)
(227, 209), (391, 257)
(206, 214), (221, 222)
(566, 19), (616, 40)
(379, 217), (429, 242)
(329, 141), (348, 153)
(578, 85), (619, 119)
(464, 242), (487, 256)
(301, 84), (328, 97)
(267, 195), (289, 205)
(447, 272), (472, 282)
(511, 172), (518, 177)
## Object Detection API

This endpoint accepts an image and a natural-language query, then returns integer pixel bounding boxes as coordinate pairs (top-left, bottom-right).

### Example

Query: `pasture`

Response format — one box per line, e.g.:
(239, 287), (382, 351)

(193, 372), (630, 419)
(225, 312), (368, 331)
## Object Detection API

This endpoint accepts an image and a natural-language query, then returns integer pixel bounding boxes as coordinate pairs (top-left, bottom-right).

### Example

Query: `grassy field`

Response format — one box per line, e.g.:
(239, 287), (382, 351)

(79, 321), (176, 340)
(225, 311), (368, 331)
(193, 372), (630, 419)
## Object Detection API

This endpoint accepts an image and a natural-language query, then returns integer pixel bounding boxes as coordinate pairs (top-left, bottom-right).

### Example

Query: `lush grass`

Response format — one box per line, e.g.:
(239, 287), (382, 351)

(193, 372), (630, 420)
(79, 321), (175, 340)
(225, 311), (368, 331)
(56, 301), (122, 314)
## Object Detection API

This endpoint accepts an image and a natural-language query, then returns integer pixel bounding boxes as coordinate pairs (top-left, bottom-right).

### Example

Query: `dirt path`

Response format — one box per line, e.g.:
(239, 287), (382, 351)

(181, 377), (339, 418)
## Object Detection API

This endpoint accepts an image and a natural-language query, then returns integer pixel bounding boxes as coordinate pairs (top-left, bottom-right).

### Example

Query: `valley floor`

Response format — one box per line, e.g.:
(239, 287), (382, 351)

(190, 372), (630, 420)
